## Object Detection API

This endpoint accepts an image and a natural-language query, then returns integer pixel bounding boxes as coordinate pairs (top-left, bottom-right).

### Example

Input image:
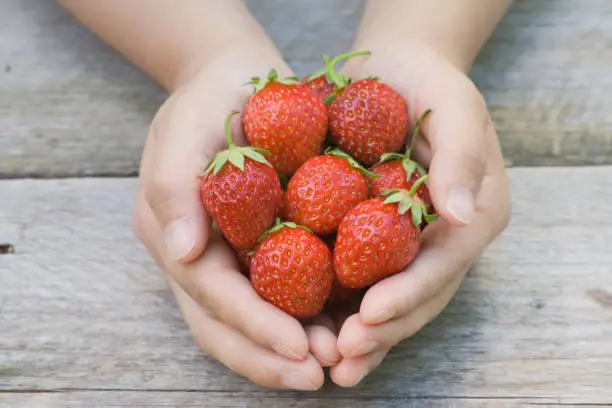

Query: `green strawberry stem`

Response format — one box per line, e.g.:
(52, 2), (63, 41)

(409, 174), (429, 197)
(307, 50), (371, 85)
(404, 108), (432, 157)
(324, 147), (379, 179)
(310, 50), (372, 104)
(224, 110), (239, 147)
(376, 108), (432, 182)
(202, 111), (272, 176)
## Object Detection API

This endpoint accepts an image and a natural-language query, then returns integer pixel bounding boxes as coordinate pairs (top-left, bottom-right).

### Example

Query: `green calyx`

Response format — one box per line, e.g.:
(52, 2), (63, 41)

(254, 218), (312, 246)
(325, 147), (379, 179)
(246, 68), (300, 93)
(377, 108), (432, 181)
(202, 111), (272, 176)
(306, 50), (372, 104)
(380, 175), (438, 226)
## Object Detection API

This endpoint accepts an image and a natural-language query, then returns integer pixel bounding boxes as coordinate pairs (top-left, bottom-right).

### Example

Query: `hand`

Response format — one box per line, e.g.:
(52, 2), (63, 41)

(131, 46), (339, 391)
(326, 43), (511, 387)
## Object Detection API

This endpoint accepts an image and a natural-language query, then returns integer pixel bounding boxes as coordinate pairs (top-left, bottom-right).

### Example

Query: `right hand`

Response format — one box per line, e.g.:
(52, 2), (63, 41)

(131, 47), (338, 390)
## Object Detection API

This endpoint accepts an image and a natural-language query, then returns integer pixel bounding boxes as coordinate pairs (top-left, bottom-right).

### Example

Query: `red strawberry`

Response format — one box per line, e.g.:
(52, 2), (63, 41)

(327, 78), (409, 166)
(334, 177), (437, 288)
(234, 247), (252, 276)
(200, 111), (282, 250)
(369, 109), (434, 214)
(277, 190), (288, 220)
(301, 51), (371, 101)
(321, 234), (363, 306)
(242, 69), (328, 176)
(284, 149), (375, 236)
(300, 76), (335, 102)
(326, 280), (363, 305)
(250, 221), (334, 318)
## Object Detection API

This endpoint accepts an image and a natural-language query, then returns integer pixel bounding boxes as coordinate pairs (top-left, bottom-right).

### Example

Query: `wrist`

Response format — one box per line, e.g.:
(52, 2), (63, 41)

(352, 0), (512, 73)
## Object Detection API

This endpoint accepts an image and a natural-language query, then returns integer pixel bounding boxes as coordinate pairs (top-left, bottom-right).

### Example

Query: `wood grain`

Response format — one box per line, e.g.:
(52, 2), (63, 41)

(1, 167), (611, 407)
(0, 393), (558, 408)
(1, 0), (612, 177)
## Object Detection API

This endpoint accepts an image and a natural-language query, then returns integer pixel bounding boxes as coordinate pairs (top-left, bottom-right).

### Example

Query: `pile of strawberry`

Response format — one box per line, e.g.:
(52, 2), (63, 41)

(200, 51), (438, 319)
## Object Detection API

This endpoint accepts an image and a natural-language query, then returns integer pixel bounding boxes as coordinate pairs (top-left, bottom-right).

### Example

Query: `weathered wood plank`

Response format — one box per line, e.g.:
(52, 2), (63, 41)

(1, 167), (611, 407)
(0, 393), (556, 408)
(1, 1), (612, 177)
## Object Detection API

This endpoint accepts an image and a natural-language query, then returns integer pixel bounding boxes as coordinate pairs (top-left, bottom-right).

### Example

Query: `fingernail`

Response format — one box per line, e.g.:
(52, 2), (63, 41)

(349, 339), (378, 357)
(282, 371), (318, 391)
(273, 342), (305, 361)
(164, 218), (195, 260)
(445, 185), (475, 224)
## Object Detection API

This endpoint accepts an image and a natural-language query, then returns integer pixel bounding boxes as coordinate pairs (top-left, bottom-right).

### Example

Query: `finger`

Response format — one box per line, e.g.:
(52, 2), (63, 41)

(415, 78), (490, 226)
(358, 216), (488, 325)
(143, 80), (253, 263)
(304, 314), (341, 367)
(137, 199), (310, 361)
(167, 277), (324, 391)
(329, 348), (389, 388)
(338, 274), (462, 357)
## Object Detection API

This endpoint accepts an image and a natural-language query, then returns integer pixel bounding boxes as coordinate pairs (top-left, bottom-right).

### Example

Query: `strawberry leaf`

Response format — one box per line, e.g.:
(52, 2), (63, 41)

(378, 152), (405, 164)
(424, 213), (439, 223)
(256, 218), (312, 244)
(401, 159), (418, 181)
(411, 204), (423, 226)
(323, 93), (337, 105)
(243, 148), (270, 165)
(228, 149), (245, 171)
(398, 200), (412, 215)
(306, 68), (326, 82)
(325, 147), (379, 179)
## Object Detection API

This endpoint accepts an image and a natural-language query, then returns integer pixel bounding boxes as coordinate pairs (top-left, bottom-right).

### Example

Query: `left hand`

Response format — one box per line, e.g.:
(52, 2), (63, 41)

(325, 42), (511, 387)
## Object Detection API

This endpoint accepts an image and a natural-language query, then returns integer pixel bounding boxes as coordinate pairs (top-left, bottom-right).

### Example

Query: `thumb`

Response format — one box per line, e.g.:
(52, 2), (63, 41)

(143, 93), (227, 264)
(424, 96), (489, 226)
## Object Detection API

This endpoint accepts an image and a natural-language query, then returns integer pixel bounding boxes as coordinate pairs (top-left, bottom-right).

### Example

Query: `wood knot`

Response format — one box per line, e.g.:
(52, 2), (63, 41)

(0, 244), (15, 254)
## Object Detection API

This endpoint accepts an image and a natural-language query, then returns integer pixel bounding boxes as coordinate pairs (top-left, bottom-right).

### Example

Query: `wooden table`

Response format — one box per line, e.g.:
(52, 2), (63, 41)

(1, 1), (611, 407)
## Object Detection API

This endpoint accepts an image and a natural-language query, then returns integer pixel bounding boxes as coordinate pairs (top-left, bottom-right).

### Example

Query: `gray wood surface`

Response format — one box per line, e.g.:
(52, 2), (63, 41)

(1, 167), (611, 406)
(0, 393), (558, 408)
(2, 0), (612, 177)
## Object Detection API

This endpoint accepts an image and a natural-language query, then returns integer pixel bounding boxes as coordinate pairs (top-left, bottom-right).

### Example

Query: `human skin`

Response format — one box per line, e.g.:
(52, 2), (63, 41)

(58, 0), (512, 390)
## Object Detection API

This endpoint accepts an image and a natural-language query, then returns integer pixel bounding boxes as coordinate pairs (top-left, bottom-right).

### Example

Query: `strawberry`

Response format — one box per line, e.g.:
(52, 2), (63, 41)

(284, 148), (375, 236)
(320, 234), (362, 306)
(334, 176), (437, 288)
(200, 111), (282, 250)
(327, 75), (409, 166)
(277, 190), (289, 220)
(234, 247), (252, 277)
(301, 50), (371, 101)
(369, 109), (434, 214)
(250, 220), (334, 318)
(326, 279), (363, 306)
(242, 69), (328, 176)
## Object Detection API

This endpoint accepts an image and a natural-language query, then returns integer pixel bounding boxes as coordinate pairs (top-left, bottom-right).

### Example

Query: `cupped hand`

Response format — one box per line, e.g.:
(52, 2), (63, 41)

(326, 43), (512, 387)
(131, 47), (340, 391)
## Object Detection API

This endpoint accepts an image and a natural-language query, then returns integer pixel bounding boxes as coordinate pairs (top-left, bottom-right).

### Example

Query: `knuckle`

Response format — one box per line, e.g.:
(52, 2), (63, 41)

(248, 362), (289, 389)
(145, 167), (182, 217)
